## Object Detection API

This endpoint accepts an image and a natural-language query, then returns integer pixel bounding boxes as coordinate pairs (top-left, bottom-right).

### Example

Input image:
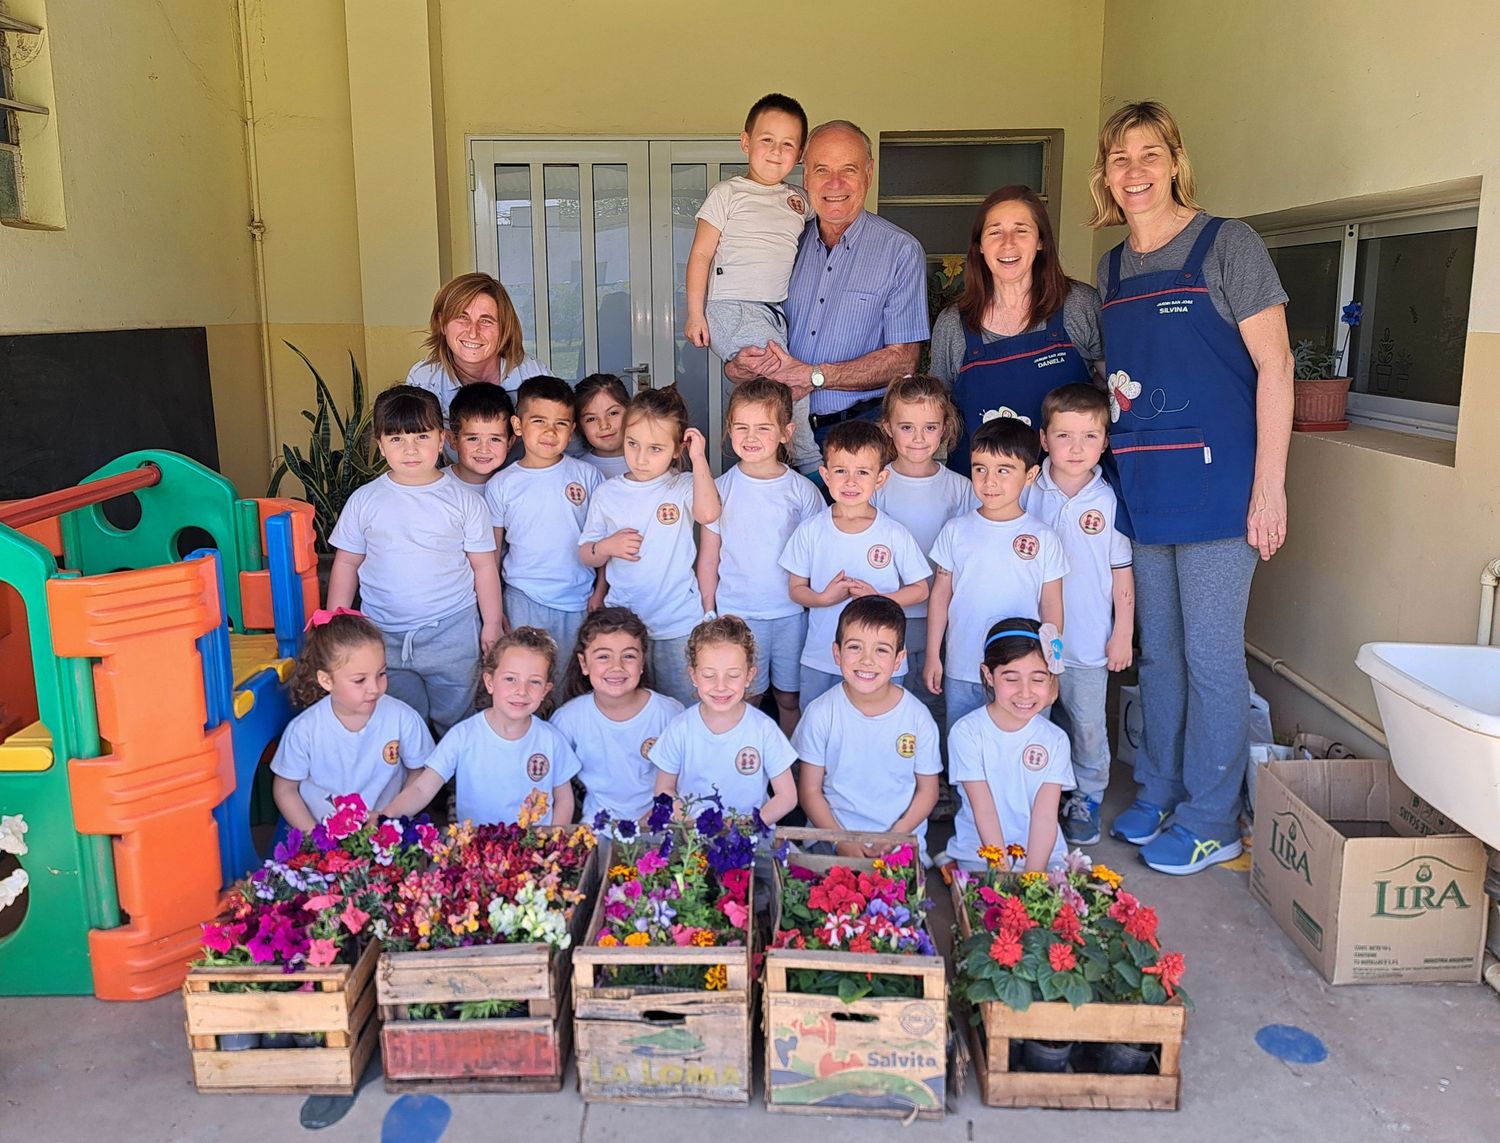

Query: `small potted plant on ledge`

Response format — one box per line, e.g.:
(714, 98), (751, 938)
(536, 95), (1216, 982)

(1292, 301), (1362, 431)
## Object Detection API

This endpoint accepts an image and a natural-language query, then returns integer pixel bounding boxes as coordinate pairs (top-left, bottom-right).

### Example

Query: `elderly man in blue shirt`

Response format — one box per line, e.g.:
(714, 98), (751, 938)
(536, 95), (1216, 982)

(725, 119), (929, 472)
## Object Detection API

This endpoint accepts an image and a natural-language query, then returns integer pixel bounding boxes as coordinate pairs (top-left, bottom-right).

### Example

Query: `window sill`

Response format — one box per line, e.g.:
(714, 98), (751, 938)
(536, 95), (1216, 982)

(1291, 422), (1455, 467)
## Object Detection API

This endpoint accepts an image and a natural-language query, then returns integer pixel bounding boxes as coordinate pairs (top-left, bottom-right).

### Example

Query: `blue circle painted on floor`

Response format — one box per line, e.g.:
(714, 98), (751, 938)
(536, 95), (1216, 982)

(1255, 1023), (1328, 1064)
(381, 1094), (452, 1143)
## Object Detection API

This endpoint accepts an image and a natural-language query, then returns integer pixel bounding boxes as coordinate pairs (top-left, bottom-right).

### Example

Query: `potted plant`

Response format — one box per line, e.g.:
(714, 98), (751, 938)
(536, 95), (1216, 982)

(1292, 301), (1362, 429)
(267, 343), (385, 565)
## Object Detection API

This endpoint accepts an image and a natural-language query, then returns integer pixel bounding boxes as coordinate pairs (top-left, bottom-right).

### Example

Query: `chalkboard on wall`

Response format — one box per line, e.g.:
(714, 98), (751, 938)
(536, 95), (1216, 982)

(0, 327), (220, 500)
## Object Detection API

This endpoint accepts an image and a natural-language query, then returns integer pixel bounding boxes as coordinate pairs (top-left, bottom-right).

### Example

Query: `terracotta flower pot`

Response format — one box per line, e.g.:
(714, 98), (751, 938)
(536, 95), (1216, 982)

(1293, 377), (1351, 426)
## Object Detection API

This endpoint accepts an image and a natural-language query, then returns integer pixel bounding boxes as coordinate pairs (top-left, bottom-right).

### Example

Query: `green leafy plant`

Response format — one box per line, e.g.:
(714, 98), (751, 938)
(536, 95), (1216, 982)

(267, 342), (385, 552)
(1292, 339), (1339, 381)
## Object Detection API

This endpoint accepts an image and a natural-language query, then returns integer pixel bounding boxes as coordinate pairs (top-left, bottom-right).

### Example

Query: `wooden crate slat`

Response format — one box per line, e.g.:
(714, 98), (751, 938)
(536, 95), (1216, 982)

(377, 948), (554, 1005)
(382, 1017), (561, 1081)
(183, 988), (353, 1036)
(982, 996), (1188, 1046)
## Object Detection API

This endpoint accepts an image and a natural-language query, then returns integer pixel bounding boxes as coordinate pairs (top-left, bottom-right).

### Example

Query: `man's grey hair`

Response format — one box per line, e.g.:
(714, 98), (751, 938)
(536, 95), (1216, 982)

(806, 119), (873, 163)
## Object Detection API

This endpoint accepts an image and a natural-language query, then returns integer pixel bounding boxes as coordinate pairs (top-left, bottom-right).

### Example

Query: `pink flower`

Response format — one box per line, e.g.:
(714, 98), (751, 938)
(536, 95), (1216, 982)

(340, 902), (369, 934)
(306, 938), (339, 967)
(719, 898), (748, 929)
(622, 879), (643, 900)
(636, 850), (667, 876)
(303, 893), (342, 912)
(883, 845), (914, 868)
(202, 922), (234, 954)
(372, 821), (402, 849)
(670, 925), (696, 946)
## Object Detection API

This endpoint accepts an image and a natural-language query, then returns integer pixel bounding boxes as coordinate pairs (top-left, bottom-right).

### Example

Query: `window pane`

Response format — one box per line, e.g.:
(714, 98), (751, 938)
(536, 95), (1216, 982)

(1269, 241), (1340, 355)
(492, 164), (537, 355)
(543, 164), (584, 379)
(1350, 228), (1474, 407)
(593, 163), (633, 375)
(671, 163), (711, 435)
(878, 141), (1045, 198)
(877, 202), (981, 258)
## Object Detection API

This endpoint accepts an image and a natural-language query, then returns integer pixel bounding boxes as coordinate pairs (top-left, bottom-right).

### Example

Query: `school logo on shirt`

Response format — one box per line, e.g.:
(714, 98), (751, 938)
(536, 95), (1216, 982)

(786, 192), (805, 215)
(867, 544), (892, 570)
(1079, 509), (1106, 536)
(1012, 534), (1040, 561)
(1022, 744), (1049, 771)
(896, 733), (917, 759)
(526, 752), (551, 782)
(382, 740), (401, 766)
(640, 737), (658, 759)
(656, 502), (681, 526)
(981, 406), (1032, 426)
(564, 481), (586, 506)
(734, 746), (762, 775)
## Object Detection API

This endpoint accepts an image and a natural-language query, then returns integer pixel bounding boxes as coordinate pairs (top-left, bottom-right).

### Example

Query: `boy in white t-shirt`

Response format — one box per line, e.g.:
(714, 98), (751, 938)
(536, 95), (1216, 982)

(1025, 384), (1135, 847)
(684, 93), (815, 467)
(793, 596), (941, 863)
(925, 416), (1068, 731)
(488, 375), (605, 690)
(780, 420), (932, 707)
(446, 382), (514, 508)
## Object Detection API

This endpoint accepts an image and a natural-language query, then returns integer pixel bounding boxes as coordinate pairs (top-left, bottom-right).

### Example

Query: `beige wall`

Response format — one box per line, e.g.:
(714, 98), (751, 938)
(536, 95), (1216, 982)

(1099, 0), (1500, 733)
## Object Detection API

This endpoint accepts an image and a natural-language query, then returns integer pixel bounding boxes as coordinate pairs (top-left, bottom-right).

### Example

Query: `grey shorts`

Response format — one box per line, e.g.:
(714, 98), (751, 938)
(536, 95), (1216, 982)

(708, 299), (816, 471)
(382, 607), (481, 737)
(746, 612), (807, 695)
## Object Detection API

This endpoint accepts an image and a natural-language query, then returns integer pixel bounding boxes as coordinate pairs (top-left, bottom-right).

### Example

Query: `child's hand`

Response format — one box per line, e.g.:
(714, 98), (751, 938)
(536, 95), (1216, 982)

(601, 528), (643, 561)
(587, 585), (608, 613)
(818, 571), (853, 605)
(1106, 628), (1134, 672)
(480, 620), (503, 657)
(683, 427), (708, 466)
(685, 315), (710, 348)
(835, 840), (870, 859)
(844, 577), (876, 598)
(924, 657), (944, 696)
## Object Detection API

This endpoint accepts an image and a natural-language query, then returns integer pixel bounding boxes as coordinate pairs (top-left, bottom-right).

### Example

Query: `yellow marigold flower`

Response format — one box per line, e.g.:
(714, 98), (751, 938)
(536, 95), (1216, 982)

(704, 965), (728, 991)
(977, 845), (1006, 867)
(609, 865), (636, 881)
(1020, 871), (1046, 886)
(691, 852), (709, 874)
(1006, 843), (1027, 860)
(941, 254), (966, 280)
(598, 934), (620, 947)
(623, 931), (651, 947)
(690, 929), (717, 947)
(1092, 864), (1123, 889)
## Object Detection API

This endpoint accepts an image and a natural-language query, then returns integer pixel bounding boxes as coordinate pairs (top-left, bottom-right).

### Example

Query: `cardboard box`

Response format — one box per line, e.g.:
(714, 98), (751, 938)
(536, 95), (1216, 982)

(1250, 757), (1488, 985)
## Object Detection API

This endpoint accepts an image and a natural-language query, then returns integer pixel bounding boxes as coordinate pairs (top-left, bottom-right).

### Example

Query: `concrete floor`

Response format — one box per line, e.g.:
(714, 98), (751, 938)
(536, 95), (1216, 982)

(3, 782), (1497, 1143)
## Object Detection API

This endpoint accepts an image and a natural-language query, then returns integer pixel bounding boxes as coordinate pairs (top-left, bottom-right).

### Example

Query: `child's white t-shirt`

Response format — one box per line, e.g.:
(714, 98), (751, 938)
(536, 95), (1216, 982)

(579, 471), (702, 640)
(871, 467), (978, 619)
(948, 707), (1075, 869)
(403, 357), (550, 462)
(549, 690), (684, 825)
(649, 703), (796, 816)
(779, 508), (931, 675)
(1023, 462), (1132, 669)
(929, 511), (1069, 684)
(695, 176), (811, 303)
(270, 694), (434, 822)
(583, 453), (630, 481)
(706, 465), (824, 619)
(448, 473), (493, 511)
(328, 472), (494, 630)
(426, 711), (582, 826)
(487, 456), (603, 611)
(791, 684), (942, 855)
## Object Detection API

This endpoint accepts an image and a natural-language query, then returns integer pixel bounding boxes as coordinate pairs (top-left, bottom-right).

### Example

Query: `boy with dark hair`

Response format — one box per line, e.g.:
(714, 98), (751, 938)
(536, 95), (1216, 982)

(446, 381), (515, 504)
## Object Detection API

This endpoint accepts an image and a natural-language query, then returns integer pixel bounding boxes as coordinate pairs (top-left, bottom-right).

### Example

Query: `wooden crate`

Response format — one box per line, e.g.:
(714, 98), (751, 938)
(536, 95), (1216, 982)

(950, 879), (1186, 1110)
(182, 938), (380, 1095)
(376, 845), (600, 1093)
(763, 827), (947, 1120)
(571, 845), (755, 1107)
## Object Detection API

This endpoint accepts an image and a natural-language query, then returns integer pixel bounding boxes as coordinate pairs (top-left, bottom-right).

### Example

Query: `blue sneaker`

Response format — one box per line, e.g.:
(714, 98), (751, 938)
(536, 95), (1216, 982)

(1140, 823), (1244, 875)
(1109, 799), (1168, 845)
(1059, 794), (1102, 846)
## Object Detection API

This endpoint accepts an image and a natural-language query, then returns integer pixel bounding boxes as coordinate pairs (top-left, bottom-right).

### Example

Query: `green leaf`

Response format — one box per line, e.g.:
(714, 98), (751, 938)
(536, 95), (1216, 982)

(1140, 977), (1167, 1005)
(997, 974), (1034, 1012)
(837, 974), (873, 1005)
(1060, 974), (1093, 1009)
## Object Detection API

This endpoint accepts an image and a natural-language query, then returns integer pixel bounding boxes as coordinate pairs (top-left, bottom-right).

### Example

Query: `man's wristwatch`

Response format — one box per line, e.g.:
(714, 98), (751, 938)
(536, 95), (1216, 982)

(810, 366), (826, 389)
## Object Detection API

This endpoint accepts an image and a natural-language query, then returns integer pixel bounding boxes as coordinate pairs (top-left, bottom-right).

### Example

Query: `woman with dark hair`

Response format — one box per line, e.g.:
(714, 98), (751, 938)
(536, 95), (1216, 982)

(930, 185), (1103, 471)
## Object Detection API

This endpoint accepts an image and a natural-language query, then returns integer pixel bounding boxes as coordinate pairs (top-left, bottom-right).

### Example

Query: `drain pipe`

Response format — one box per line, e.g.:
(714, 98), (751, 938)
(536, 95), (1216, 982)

(1477, 557), (1500, 646)
(1244, 641), (1387, 748)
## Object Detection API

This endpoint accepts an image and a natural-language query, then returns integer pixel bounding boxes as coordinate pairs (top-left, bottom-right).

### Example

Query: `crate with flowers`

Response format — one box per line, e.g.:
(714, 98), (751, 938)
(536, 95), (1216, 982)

(763, 827), (947, 1121)
(571, 793), (760, 1107)
(376, 790), (600, 1093)
(950, 846), (1189, 1110)
(183, 793), (412, 1094)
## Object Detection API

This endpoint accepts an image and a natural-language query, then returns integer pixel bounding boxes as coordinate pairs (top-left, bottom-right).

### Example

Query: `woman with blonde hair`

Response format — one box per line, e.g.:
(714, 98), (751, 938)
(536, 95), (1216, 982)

(1089, 101), (1292, 876)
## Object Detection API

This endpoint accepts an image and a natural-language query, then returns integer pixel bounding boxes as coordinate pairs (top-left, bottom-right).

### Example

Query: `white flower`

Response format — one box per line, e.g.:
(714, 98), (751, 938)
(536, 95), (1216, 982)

(0, 814), (27, 856)
(0, 868), (28, 911)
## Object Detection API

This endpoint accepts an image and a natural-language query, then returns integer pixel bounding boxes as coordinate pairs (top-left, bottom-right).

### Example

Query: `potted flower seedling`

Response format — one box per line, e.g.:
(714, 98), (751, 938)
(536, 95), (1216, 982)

(1293, 301), (1362, 429)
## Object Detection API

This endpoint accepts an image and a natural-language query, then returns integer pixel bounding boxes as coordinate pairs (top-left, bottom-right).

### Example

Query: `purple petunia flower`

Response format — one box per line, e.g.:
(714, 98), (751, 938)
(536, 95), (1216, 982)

(616, 820), (638, 840)
(273, 829), (303, 864)
(647, 794), (674, 834)
(592, 809), (611, 832)
(310, 823), (336, 853)
(695, 805), (724, 838)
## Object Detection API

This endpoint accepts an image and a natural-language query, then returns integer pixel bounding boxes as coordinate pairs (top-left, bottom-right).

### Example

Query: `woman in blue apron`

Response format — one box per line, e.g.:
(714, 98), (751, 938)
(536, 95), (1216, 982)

(930, 185), (1102, 473)
(1089, 102), (1293, 875)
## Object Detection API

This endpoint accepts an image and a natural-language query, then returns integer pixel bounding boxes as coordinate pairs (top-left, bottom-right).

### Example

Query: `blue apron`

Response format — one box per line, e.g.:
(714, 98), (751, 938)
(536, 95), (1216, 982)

(1101, 217), (1258, 545)
(947, 309), (1091, 474)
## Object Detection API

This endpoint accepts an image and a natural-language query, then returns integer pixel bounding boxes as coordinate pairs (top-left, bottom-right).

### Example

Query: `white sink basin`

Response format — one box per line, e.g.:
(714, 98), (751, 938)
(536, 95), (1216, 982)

(1356, 642), (1500, 847)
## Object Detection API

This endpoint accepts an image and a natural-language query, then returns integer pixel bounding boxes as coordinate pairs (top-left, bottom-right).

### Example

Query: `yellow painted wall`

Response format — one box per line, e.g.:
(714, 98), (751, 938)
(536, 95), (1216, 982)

(1099, 0), (1500, 731)
(0, 1), (268, 491)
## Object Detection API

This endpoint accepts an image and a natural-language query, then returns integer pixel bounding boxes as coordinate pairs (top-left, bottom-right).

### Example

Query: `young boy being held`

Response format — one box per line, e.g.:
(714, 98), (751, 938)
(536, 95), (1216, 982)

(793, 596), (941, 862)
(780, 420), (931, 706)
(684, 92), (815, 466)
(1026, 383), (1134, 846)
(486, 375), (604, 690)
(925, 416), (1068, 730)
(446, 382), (515, 506)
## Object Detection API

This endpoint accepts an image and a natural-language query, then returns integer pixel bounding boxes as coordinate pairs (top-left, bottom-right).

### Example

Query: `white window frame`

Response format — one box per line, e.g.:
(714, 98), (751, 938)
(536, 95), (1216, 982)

(0, 9), (47, 222)
(1262, 204), (1478, 441)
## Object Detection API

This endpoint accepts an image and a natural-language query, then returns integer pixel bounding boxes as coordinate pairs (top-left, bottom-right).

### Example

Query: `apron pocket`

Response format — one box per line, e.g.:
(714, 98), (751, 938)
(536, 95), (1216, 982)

(1108, 428), (1209, 518)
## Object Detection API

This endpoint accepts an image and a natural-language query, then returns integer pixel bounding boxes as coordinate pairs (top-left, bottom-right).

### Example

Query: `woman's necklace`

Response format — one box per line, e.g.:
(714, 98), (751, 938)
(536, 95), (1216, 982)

(984, 292), (1032, 337)
(1129, 208), (1196, 264)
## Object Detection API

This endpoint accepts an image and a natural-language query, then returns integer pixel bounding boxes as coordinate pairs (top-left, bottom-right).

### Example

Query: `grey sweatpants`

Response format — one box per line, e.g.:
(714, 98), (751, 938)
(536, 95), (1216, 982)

(1131, 537), (1259, 843)
(707, 298), (815, 471)
(382, 606), (481, 737)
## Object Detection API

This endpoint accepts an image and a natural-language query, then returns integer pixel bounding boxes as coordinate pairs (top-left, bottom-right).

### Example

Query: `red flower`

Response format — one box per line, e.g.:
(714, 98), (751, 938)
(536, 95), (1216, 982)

(849, 931), (875, 955)
(982, 904), (1005, 933)
(772, 928), (806, 950)
(989, 935), (1023, 968)
(1051, 904), (1083, 945)
(999, 896), (1036, 934)
(1143, 951), (1186, 997)
(1047, 943), (1077, 972)
(808, 866), (867, 915)
(720, 867), (751, 903)
(1123, 905), (1160, 947)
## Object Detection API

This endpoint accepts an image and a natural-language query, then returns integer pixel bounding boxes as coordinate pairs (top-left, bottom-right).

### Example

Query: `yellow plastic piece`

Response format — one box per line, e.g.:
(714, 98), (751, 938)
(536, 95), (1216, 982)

(0, 720), (53, 772)
(228, 633), (289, 689)
(232, 689), (256, 718)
